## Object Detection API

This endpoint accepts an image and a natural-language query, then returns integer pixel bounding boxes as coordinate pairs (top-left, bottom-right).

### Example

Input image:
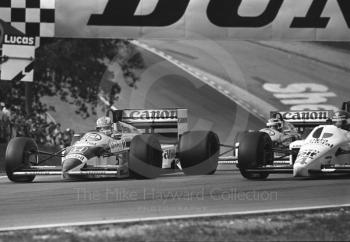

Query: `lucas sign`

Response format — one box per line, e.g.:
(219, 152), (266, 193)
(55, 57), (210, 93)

(54, 0), (350, 40)
(1, 35), (35, 82)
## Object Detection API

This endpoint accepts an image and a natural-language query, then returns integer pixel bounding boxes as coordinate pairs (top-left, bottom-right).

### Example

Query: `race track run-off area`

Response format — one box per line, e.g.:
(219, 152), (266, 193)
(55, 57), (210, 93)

(1, 41), (350, 230)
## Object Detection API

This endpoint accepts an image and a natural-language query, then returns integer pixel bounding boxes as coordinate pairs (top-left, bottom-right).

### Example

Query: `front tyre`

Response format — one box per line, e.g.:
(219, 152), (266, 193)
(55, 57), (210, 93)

(129, 134), (162, 179)
(5, 137), (38, 183)
(238, 132), (273, 180)
(179, 131), (220, 175)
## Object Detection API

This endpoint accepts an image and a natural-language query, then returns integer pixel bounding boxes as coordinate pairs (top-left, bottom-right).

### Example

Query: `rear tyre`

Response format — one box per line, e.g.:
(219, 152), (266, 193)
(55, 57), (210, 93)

(179, 131), (220, 175)
(5, 137), (38, 183)
(129, 134), (162, 179)
(238, 132), (273, 180)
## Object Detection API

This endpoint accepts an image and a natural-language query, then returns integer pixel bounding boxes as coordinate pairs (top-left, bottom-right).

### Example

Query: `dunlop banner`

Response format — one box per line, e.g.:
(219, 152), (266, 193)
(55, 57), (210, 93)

(54, 0), (350, 40)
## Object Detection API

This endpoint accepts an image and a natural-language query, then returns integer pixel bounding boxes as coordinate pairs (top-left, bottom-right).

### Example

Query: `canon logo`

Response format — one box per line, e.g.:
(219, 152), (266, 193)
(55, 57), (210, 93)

(88, 0), (350, 29)
(128, 110), (177, 120)
(283, 111), (329, 120)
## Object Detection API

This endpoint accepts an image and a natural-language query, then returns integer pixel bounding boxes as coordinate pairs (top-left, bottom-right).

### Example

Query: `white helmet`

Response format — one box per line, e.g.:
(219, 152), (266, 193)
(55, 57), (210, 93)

(332, 111), (349, 129)
(266, 118), (283, 132)
(96, 116), (113, 136)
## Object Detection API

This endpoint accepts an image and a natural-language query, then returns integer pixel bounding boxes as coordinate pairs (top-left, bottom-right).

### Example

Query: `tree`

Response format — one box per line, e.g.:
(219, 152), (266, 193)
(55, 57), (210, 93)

(29, 39), (145, 118)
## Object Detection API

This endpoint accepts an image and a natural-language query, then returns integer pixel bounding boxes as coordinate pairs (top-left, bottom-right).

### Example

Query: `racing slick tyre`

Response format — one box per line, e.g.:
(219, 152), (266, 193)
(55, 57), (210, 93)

(5, 137), (38, 183)
(238, 132), (273, 180)
(179, 131), (220, 175)
(129, 134), (162, 179)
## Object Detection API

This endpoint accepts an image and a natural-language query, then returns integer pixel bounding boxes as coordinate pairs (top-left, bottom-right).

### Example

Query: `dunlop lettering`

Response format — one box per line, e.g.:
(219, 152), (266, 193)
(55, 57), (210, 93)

(291, 0), (350, 28)
(207, 0), (283, 27)
(88, 0), (350, 29)
(88, 0), (190, 27)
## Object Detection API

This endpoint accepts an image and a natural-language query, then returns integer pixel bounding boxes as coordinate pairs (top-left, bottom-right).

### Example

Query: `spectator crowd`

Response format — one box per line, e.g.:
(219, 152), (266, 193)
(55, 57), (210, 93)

(0, 102), (75, 148)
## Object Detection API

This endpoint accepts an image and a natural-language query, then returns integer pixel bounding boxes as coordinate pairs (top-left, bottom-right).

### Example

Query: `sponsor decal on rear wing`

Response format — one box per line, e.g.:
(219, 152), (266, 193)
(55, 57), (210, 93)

(123, 109), (181, 123)
(122, 109), (188, 139)
(270, 111), (332, 125)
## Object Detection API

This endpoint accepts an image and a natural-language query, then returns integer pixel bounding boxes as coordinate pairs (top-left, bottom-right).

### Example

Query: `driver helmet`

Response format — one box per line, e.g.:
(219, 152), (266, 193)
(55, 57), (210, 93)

(96, 116), (113, 136)
(332, 110), (349, 129)
(266, 118), (283, 132)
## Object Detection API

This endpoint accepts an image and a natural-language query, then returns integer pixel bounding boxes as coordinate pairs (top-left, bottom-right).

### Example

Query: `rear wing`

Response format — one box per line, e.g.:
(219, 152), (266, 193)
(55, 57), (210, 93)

(108, 109), (188, 144)
(270, 110), (332, 127)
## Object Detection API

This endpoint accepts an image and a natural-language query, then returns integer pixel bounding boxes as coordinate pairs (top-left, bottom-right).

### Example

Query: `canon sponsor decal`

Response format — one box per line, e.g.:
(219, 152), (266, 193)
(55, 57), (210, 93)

(123, 110), (177, 122)
(280, 111), (330, 121)
(56, 0), (350, 40)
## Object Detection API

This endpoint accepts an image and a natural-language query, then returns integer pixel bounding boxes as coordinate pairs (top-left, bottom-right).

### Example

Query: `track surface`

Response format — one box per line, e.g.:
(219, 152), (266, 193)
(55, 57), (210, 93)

(1, 41), (350, 229)
(1, 172), (350, 229)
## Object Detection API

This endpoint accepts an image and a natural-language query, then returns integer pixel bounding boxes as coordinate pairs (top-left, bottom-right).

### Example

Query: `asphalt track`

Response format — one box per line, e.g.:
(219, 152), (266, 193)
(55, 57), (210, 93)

(1, 41), (350, 230)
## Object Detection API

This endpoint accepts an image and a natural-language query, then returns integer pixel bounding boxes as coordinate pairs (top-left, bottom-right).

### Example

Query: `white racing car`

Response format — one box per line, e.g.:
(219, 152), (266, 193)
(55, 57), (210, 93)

(5, 108), (221, 182)
(237, 104), (350, 179)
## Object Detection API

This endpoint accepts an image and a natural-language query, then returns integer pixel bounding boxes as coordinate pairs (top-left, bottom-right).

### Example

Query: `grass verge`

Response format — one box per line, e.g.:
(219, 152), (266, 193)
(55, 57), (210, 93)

(1, 207), (350, 241)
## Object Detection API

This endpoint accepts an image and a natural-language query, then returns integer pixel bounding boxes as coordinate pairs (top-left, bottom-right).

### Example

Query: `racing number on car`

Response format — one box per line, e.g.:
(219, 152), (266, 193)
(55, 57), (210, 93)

(70, 146), (88, 154)
(88, 0), (350, 28)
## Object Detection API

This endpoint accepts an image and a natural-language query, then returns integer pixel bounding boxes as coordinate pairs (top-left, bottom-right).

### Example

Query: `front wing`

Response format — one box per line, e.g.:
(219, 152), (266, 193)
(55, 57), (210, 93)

(237, 164), (350, 176)
(12, 165), (122, 177)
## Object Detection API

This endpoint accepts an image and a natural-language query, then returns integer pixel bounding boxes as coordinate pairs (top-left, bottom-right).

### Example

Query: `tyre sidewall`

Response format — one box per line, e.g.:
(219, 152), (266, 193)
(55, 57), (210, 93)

(129, 134), (162, 179)
(238, 132), (272, 179)
(5, 137), (38, 182)
(179, 131), (220, 175)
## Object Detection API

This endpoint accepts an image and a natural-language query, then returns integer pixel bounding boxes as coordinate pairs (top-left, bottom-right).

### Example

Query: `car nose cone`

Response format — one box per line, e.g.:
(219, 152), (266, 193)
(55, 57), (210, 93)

(293, 163), (309, 177)
(62, 158), (83, 172)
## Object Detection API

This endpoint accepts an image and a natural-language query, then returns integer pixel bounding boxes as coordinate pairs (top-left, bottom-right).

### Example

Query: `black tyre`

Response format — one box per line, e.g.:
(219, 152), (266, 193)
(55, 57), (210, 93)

(179, 131), (220, 175)
(238, 132), (273, 180)
(129, 134), (162, 179)
(5, 137), (38, 183)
